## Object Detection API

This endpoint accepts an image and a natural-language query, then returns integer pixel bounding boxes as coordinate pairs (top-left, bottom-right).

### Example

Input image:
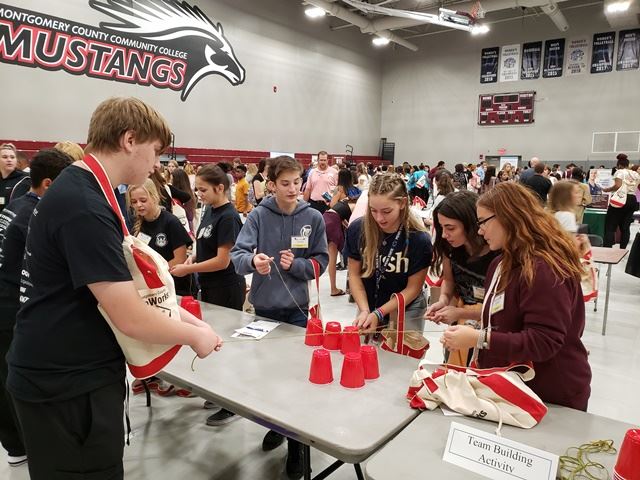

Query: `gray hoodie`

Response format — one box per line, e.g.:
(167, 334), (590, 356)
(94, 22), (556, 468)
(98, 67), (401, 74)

(230, 197), (328, 310)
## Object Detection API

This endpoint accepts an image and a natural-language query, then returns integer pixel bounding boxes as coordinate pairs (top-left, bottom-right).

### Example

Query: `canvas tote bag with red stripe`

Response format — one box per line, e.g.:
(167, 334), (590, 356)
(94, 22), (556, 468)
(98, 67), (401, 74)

(308, 259), (322, 321)
(84, 154), (181, 379)
(380, 292), (430, 360)
(406, 362), (547, 429)
(406, 261), (548, 429)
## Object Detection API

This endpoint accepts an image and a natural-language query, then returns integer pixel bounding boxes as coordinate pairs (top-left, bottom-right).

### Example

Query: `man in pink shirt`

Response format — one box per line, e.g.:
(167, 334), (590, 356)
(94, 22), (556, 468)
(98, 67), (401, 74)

(303, 150), (337, 214)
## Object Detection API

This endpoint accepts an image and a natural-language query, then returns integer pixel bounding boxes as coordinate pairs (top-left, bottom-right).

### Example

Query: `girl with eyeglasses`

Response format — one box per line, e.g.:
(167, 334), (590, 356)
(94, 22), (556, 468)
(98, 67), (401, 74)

(440, 182), (591, 410)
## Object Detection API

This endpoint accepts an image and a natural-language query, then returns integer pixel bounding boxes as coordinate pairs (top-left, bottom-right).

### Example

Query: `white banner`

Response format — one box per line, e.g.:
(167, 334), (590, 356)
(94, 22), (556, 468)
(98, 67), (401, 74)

(566, 37), (590, 75)
(499, 44), (521, 82)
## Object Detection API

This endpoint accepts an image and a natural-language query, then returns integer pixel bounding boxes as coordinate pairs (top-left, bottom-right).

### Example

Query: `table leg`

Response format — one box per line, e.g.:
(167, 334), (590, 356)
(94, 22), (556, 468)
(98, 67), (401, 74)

(303, 444), (312, 480)
(311, 459), (345, 480)
(602, 264), (612, 336)
(354, 463), (365, 480)
(594, 267), (600, 312)
(143, 380), (151, 407)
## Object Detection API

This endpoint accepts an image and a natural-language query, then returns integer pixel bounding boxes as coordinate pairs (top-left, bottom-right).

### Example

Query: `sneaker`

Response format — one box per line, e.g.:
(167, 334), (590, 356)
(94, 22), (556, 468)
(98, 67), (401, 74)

(8, 455), (27, 467)
(132, 377), (159, 395)
(286, 439), (305, 480)
(203, 400), (221, 410)
(175, 388), (195, 398)
(262, 430), (285, 451)
(206, 409), (240, 426)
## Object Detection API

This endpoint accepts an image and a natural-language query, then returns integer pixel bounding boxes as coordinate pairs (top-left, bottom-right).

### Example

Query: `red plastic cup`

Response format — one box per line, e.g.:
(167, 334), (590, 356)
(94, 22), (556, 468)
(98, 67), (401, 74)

(180, 296), (194, 308)
(361, 345), (380, 380)
(340, 326), (361, 354)
(305, 317), (324, 346)
(309, 349), (333, 384)
(340, 352), (365, 388)
(183, 299), (202, 319)
(323, 322), (342, 351)
(614, 429), (640, 480)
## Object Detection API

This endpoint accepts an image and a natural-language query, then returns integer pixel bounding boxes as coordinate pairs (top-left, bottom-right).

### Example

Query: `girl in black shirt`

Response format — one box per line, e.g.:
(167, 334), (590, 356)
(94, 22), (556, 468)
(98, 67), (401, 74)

(170, 165), (245, 309)
(127, 179), (194, 296)
(425, 190), (498, 364)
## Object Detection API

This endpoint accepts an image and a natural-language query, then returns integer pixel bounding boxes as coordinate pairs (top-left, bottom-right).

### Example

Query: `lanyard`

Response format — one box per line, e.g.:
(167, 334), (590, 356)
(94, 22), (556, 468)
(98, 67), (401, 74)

(374, 228), (402, 305)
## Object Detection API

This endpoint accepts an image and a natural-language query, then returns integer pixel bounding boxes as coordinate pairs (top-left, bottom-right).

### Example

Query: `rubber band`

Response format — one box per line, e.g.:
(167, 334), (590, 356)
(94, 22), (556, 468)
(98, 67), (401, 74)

(558, 440), (616, 480)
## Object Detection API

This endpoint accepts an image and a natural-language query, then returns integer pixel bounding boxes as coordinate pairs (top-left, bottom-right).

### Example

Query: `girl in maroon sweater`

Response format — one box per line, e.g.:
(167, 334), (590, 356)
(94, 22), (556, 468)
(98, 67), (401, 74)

(441, 182), (591, 411)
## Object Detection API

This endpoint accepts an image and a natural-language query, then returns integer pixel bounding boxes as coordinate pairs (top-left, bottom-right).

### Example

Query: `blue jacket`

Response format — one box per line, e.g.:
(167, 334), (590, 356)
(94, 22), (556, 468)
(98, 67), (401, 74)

(230, 197), (328, 310)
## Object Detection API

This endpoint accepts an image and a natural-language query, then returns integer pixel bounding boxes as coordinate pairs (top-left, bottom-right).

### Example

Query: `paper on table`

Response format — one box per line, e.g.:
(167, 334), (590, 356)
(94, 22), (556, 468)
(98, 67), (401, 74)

(233, 320), (280, 340)
(440, 404), (464, 417)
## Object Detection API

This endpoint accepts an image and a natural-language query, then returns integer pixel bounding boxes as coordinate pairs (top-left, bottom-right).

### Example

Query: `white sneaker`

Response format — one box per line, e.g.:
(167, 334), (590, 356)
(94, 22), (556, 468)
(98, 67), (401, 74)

(8, 455), (27, 467)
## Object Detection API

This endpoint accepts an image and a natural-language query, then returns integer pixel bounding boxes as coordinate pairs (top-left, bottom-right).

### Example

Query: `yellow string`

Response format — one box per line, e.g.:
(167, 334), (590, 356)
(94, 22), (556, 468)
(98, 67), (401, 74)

(558, 440), (617, 480)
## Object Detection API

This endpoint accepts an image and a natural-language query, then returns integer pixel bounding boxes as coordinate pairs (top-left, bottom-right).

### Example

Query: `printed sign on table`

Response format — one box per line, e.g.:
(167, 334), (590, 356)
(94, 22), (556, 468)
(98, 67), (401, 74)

(566, 37), (590, 75)
(591, 32), (616, 74)
(480, 47), (500, 83)
(443, 422), (559, 480)
(616, 29), (640, 71)
(499, 44), (521, 82)
(542, 38), (565, 78)
(521, 41), (542, 79)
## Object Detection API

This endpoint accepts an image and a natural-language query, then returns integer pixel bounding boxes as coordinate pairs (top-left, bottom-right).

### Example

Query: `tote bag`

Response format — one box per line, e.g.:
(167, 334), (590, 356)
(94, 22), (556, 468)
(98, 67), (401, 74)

(380, 292), (430, 359)
(84, 154), (182, 379)
(406, 362), (547, 430)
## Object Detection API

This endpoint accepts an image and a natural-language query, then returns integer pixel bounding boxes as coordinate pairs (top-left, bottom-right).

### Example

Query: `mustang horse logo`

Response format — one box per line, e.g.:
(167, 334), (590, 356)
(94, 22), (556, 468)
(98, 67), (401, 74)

(90, 0), (245, 100)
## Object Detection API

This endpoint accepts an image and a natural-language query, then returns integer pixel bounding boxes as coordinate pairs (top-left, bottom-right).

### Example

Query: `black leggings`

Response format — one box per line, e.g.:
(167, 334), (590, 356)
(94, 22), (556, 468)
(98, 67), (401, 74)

(200, 278), (246, 311)
(604, 194), (638, 248)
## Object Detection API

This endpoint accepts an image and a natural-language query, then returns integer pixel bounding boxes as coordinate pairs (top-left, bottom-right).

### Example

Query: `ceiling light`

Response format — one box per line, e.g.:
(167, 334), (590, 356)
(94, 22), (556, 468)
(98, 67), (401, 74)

(372, 37), (390, 46)
(471, 24), (490, 35)
(606, 1), (630, 12)
(305, 6), (326, 18)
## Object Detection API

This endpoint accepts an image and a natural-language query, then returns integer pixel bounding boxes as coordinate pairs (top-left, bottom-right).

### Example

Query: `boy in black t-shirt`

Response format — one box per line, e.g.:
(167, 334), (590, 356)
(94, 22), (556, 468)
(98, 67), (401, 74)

(0, 149), (72, 468)
(6, 98), (223, 480)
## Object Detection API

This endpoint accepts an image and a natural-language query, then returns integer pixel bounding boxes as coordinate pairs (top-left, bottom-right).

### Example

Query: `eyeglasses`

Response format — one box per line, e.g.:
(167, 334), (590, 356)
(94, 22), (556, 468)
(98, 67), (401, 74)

(477, 215), (496, 229)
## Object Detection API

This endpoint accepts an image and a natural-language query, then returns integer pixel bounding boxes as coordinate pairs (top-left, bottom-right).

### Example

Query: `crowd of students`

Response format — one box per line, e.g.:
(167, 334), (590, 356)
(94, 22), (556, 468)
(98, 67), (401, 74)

(0, 97), (639, 480)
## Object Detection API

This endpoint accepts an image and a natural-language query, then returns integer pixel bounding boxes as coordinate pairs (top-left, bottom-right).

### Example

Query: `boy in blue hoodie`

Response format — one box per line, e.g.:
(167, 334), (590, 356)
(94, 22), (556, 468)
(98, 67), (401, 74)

(230, 155), (328, 479)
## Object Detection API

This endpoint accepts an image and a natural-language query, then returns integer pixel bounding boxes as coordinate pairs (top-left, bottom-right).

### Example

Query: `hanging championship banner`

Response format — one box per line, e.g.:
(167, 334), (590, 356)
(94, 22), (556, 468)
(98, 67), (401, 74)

(480, 47), (499, 83)
(591, 32), (615, 74)
(521, 41), (542, 79)
(542, 38), (565, 78)
(616, 29), (640, 71)
(566, 37), (589, 75)
(499, 44), (520, 82)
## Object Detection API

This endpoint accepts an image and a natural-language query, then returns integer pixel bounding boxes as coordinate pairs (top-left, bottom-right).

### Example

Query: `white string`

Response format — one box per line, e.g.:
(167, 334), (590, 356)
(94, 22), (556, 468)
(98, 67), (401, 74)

(267, 258), (309, 318)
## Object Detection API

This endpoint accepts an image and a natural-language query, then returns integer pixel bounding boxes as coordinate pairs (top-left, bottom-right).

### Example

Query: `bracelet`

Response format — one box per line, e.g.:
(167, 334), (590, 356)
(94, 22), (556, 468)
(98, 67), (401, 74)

(373, 308), (384, 322)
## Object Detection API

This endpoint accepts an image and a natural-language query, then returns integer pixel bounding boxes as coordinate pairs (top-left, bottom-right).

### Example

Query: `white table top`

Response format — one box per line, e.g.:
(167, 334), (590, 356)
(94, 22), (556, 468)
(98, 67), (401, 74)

(366, 404), (637, 479)
(159, 302), (422, 464)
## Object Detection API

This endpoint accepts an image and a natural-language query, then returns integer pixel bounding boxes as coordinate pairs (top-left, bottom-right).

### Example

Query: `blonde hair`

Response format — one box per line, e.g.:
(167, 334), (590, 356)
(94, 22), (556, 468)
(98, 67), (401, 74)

(247, 163), (258, 177)
(54, 141), (84, 161)
(184, 162), (195, 175)
(548, 180), (580, 213)
(126, 179), (161, 235)
(477, 182), (583, 292)
(86, 97), (171, 154)
(361, 173), (426, 277)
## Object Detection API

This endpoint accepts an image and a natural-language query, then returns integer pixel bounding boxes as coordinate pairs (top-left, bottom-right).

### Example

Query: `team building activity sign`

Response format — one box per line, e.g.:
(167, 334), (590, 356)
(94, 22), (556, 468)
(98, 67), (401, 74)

(481, 29), (639, 82)
(0, 0), (245, 101)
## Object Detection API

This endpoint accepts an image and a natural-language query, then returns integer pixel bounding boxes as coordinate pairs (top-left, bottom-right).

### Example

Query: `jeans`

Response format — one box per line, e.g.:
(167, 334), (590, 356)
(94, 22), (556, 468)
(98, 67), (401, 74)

(255, 307), (308, 328)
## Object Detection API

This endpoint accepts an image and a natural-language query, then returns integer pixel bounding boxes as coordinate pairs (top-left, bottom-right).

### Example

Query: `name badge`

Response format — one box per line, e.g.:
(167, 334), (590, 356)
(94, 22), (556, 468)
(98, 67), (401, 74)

(491, 292), (505, 314)
(291, 236), (309, 249)
(473, 286), (485, 301)
(0, 197), (4, 205)
(137, 232), (152, 244)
